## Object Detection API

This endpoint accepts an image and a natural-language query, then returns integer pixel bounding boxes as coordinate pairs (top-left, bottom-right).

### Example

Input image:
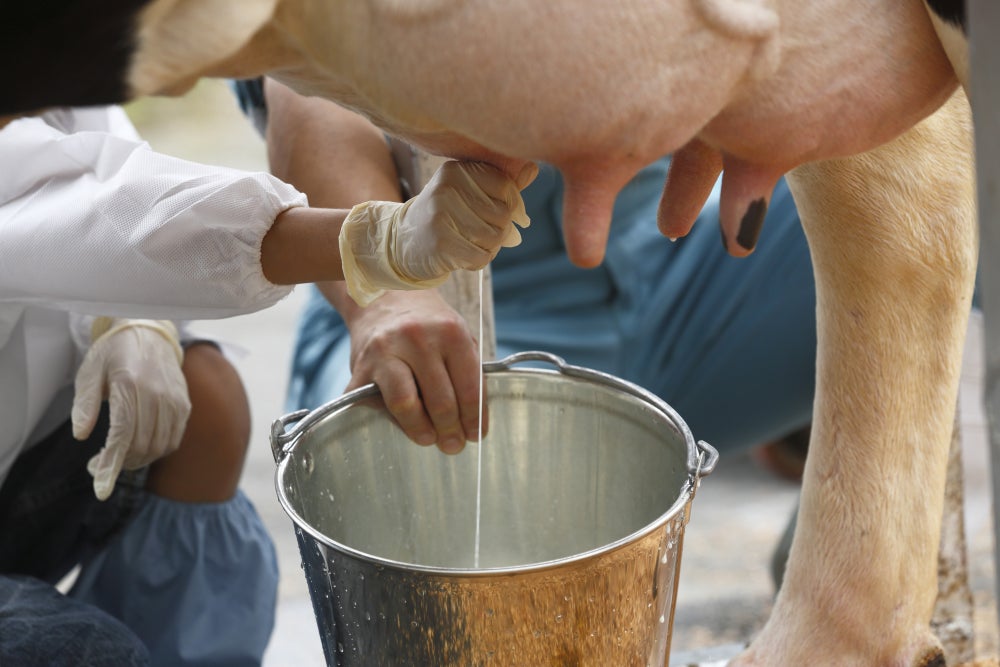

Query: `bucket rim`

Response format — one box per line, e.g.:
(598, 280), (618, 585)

(271, 351), (717, 576)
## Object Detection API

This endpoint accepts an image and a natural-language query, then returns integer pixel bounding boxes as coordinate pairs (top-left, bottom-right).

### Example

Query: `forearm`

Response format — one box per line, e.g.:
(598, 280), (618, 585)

(265, 79), (403, 207)
(260, 205), (348, 284)
(264, 78), (413, 320)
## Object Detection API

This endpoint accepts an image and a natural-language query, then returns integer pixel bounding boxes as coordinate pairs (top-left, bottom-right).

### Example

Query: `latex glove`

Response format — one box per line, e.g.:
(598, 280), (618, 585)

(344, 289), (485, 455)
(72, 318), (190, 500)
(340, 160), (537, 306)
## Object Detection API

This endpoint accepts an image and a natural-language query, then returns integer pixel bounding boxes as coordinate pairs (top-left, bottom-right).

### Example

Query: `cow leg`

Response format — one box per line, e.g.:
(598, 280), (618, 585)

(730, 88), (976, 666)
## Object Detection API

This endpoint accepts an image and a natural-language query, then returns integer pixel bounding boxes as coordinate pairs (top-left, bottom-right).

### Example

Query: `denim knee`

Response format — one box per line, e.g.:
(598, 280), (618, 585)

(0, 575), (149, 667)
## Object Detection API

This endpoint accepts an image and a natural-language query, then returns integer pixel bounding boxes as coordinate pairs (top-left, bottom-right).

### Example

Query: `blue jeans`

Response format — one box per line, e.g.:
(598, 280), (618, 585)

(0, 575), (150, 666)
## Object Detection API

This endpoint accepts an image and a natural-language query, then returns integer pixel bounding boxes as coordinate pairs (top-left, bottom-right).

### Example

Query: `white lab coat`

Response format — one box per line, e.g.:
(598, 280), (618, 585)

(0, 106), (307, 488)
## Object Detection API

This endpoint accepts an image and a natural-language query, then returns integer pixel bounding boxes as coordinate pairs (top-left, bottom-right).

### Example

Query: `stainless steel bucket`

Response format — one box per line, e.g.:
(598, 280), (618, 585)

(271, 351), (718, 666)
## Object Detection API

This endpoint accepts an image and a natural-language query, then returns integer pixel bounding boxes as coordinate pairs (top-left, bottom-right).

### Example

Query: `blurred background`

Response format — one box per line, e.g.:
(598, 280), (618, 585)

(125, 80), (998, 666)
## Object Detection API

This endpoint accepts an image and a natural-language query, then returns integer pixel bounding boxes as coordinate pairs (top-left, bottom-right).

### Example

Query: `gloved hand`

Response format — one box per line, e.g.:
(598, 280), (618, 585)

(340, 160), (538, 306)
(71, 318), (191, 500)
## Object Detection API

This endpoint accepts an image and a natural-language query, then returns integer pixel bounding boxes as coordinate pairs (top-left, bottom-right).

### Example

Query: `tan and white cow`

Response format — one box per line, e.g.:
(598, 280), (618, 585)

(1, 1), (980, 665)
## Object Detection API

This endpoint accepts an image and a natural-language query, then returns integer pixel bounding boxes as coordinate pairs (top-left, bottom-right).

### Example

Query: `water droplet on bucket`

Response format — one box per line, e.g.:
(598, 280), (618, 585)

(337, 643), (344, 653)
(659, 614), (666, 624)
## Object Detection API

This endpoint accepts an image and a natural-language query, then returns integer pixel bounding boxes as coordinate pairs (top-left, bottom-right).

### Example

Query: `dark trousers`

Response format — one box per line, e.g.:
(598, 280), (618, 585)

(0, 407), (150, 666)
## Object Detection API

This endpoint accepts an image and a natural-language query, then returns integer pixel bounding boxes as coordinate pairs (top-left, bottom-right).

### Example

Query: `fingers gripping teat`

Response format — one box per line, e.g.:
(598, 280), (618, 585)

(718, 158), (784, 257)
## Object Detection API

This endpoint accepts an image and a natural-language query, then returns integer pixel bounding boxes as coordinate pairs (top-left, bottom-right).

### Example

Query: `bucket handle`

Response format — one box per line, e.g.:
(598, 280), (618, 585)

(269, 354), (561, 462)
(481, 349), (570, 372)
(272, 351), (720, 477)
(694, 440), (719, 476)
(270, 384), (383, 462)
(485, 351), (719, 478)
(270, 410), (309, 463)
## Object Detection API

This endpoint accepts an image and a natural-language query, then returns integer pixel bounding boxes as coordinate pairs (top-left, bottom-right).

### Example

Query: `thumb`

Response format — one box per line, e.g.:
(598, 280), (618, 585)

(71, 355), (104, 441)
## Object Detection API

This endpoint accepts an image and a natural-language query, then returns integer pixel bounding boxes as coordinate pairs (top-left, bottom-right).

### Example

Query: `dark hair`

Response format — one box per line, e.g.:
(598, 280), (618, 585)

(0, 0), (153, 115)
(925, 0), (966, 31)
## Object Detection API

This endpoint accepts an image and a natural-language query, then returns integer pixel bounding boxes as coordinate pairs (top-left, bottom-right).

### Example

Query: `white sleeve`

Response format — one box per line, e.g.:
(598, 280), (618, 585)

(0, 110), (308, 320)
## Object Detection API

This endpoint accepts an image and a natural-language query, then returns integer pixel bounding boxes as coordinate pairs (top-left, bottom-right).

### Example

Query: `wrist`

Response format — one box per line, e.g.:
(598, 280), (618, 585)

(339, 199), (449, 307)
(91, 318), (184, 365)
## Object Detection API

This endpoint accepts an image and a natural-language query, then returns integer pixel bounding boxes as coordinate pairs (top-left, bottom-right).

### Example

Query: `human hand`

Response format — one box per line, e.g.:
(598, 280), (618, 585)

(339, 160), (538, 306)
(344, 290), (485, 454)
(71, 318), (191, 500)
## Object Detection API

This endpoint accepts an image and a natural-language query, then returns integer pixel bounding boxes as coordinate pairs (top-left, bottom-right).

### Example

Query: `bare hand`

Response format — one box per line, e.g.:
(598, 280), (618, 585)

(344, 290), (486, 454)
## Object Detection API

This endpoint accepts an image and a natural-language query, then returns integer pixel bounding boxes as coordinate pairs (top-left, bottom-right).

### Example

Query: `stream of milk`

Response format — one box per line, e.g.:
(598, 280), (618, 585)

(473, 268), (485, 568)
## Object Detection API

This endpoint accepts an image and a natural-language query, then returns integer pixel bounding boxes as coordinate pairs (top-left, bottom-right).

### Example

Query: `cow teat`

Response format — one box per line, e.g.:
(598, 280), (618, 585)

(557, 162), (649, 268)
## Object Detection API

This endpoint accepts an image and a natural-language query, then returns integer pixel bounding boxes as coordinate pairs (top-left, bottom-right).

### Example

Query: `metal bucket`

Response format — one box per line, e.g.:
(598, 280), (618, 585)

(271, 351), (718, 666)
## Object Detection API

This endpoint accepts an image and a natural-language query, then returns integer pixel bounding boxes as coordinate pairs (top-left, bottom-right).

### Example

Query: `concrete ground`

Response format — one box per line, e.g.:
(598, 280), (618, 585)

(129, 81), (998, 666)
